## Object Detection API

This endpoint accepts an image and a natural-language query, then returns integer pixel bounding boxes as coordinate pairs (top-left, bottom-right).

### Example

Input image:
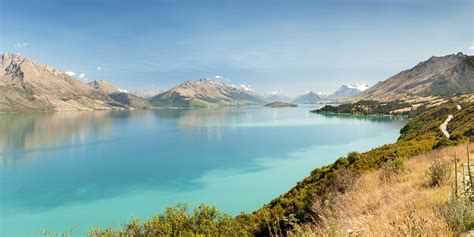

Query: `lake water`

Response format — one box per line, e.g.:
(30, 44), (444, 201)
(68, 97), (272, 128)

(0, 106), (406, 236)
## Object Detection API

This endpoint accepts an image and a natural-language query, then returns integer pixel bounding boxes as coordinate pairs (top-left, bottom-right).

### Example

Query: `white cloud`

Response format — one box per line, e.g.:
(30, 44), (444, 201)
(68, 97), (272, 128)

(215, 75), (223, 79)
(97, 66), (102, 71)
(469, 46), (474, 50)
(14, 42), (28, 48)
(240, 84), (254, 92)
(65, 71), (76, 77)
(78, 73), (86, 79)
(267, 90), (285, 95)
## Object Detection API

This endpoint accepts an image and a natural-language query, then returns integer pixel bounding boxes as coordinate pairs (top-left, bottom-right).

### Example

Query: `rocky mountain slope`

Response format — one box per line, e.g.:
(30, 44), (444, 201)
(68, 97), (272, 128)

(0, 54), (149, 112)
(149, 79), (267, 107)
(360, 52), (473, 101)
(88, 80), (151, 109)
(88, 80), (121, 94)
(292, 91), (322, 104)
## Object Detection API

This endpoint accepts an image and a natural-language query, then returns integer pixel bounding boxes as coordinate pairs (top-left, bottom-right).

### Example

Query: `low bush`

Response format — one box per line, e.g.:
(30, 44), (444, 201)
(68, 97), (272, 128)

(88, 203), (251, 237)
(436, 193), (474, 235)
(433, 137), (456, 149)
(379, 157), (406, 182)
(427, 158), (451, 187)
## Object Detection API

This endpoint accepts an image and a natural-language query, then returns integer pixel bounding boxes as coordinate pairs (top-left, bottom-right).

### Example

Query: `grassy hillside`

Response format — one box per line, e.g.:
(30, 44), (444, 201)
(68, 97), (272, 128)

(292, 143), (473, 236)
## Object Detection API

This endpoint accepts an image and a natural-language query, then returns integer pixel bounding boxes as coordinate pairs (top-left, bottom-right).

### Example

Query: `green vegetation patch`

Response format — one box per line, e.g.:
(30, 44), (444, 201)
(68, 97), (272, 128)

(312, 100), (412, 115)
(264, 101), (298, 108)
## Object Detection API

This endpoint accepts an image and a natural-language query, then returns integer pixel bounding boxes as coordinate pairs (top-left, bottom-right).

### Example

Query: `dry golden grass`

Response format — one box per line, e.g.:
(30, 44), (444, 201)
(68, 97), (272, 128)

(297, 143), (474, 237)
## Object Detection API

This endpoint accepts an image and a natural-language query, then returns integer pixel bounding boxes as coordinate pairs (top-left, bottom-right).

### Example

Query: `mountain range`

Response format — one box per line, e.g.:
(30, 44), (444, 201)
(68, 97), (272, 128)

(0, 54), (149, 112)
(292, 91), (323, 104)
(1, 52), (473, 111)
(264, 90), (292, 103)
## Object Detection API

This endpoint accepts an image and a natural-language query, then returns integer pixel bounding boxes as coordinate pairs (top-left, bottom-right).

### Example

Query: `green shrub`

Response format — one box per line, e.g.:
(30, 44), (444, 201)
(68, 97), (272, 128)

(41, 229), (75, 237)
(144, 216), (172, 236)
(347, 152), (361, 164)
(427, 158), (451, 187)
(380, 157), (406, 182)
(433, 137), (456, 149)
(88, 203), (251, 236)
(436, 193), (474, 235)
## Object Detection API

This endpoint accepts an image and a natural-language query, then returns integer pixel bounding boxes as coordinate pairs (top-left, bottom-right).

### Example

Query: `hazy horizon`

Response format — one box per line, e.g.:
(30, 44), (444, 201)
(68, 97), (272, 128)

(1, 0), (472, 96)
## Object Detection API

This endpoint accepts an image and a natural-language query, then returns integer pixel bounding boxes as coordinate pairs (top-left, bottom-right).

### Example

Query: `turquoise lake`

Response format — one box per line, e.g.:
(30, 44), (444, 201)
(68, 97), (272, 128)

(0, 106), (406, 236)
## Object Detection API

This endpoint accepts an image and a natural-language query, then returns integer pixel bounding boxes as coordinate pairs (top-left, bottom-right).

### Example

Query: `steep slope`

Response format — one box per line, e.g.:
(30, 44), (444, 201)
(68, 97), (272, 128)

(88, 80), (121, 94)
(0, 54), (151, 112)
(149, 79), (267, 107)
(360, 52), (472, 101)
(0, 54), (117, 112)
(88, 80), (151, 109)
(425, 56), (474, 95)
(292, 91), (322, 104)
(109, 92), (151, 109)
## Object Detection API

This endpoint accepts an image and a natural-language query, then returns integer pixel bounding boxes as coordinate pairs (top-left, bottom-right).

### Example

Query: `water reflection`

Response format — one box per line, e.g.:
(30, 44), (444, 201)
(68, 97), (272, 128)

(317, 112), (407, 122)
(0, 107), (406, 213)
(0, 111), (156, 165)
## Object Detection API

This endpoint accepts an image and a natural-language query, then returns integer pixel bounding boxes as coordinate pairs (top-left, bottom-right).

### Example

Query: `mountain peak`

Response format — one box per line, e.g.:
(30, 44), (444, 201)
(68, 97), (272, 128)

(265, 90), (291, 102)
(360, 53), (474, 101)
(329, 83), (369, 99)
(150, 79), (265, 107)
(0, 54), (149, 111)
(292, 90), (322, 104)
(455, 52), (467, 57)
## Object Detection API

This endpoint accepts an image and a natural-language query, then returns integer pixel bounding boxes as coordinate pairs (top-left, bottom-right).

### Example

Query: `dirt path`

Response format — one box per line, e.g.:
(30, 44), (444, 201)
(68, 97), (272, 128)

(439, 104), (461, 138)
(440, 115), (454, 138)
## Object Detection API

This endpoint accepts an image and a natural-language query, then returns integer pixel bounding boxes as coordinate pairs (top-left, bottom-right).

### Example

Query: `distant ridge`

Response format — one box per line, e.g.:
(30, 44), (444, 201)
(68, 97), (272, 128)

(149, 79), (267, 107)
(264, 90), (292, 103)
(331, 83), (369, 98)
(292, 91), (322, 104)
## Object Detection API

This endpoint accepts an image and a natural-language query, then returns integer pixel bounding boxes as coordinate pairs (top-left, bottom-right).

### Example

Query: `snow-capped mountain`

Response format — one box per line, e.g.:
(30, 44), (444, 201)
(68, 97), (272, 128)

(330, 83), (371, 99)
(149, 78), (267, 107)
(265, 90), (292, 102)
(316, 91), (332, 97)
(292, 91), (322, 104)
(347, 83), (370, 91)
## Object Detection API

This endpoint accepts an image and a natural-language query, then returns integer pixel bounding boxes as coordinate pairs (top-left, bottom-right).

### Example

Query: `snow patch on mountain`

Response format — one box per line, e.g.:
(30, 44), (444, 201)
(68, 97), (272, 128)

(347, 83), (370, 91)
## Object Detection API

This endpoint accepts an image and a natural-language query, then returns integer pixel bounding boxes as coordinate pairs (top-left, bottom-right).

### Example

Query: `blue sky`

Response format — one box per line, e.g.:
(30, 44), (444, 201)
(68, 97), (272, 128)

(1, 0), (472, 95)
